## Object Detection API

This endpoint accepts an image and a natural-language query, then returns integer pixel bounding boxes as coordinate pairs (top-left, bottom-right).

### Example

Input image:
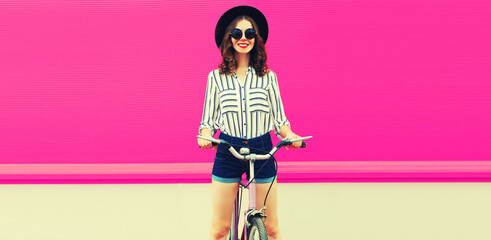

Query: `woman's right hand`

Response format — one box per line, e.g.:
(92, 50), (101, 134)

(198, 128), (216, 150)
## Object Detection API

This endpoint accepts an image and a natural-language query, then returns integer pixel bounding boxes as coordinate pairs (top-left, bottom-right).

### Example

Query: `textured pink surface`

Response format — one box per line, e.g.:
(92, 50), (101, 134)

(1, 1), (491, 183)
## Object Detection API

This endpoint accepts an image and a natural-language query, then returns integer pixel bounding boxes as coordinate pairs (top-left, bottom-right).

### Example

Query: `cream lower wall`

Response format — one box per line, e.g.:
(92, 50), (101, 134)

(1, 183), (490, 240)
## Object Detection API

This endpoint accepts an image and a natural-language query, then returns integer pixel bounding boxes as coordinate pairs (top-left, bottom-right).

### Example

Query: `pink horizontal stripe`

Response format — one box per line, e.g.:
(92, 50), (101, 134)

(284, 161), (491, 173)
(1, 161), (491, 175)
(2, 161), (491, 184)
(0, 163), (212, 175)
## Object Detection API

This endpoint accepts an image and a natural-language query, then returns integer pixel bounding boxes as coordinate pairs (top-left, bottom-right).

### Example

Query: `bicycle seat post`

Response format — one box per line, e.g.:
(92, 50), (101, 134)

(249, 153), (257, 211)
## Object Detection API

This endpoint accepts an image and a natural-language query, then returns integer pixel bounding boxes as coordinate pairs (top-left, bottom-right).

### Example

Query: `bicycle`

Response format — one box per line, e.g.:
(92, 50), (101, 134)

(197, 134), (312, 240)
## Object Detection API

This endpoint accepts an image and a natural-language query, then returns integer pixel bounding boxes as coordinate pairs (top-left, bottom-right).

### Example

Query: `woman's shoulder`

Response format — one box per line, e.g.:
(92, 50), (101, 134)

(250, 68), (275, 78)
(208, 69), (219, 77)
(263, 69), (277, 80)
(209, 69), (229, 78)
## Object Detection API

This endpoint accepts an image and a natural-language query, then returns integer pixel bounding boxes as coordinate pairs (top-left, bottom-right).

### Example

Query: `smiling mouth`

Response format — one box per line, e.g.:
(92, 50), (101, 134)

(238, 43), (249, 48)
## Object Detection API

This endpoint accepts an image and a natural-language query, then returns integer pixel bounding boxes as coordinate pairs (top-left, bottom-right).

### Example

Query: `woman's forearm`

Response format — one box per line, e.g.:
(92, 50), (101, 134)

(280, 125), (293, 139)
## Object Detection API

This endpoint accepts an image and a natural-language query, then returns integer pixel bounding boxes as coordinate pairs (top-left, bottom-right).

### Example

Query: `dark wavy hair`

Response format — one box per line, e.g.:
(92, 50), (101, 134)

(218, 15), (269, 77)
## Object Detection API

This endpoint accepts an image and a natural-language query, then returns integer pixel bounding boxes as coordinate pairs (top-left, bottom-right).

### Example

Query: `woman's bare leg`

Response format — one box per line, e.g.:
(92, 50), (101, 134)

(209, 180), (239, 240)
(256, 179), (282, 240)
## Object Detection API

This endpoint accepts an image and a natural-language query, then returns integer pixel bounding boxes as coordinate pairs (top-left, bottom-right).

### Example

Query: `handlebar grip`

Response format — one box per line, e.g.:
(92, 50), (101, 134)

(197, 135), (219, 148)
(288, 141), (307, 148)
(198, 142), (218, 148)
(285, 136), (311, 148)
(197, 135), (230, 148)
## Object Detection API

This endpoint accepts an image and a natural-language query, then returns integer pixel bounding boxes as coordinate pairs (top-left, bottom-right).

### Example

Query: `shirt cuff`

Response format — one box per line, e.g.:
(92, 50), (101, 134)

(199, 124), (216, 136)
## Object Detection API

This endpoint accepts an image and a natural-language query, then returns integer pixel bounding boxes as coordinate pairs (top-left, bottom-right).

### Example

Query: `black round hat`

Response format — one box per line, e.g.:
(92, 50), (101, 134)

(215, 5), (269, 48)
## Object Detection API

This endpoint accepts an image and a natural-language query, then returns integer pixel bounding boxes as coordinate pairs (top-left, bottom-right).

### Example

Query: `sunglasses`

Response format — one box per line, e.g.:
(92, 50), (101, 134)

(230, 28), (256, 40)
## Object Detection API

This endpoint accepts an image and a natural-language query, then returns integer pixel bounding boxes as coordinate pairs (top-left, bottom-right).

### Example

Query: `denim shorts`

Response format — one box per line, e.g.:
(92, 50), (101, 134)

(212, 132), (276, 183)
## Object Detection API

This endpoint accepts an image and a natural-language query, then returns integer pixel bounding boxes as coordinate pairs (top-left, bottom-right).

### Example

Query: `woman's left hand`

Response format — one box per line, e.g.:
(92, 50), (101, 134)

(284, 132), (302, 149)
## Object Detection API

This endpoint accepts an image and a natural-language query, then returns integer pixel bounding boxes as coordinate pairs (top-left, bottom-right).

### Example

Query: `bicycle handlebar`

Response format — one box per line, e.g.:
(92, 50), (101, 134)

(197, 135), (313, 161)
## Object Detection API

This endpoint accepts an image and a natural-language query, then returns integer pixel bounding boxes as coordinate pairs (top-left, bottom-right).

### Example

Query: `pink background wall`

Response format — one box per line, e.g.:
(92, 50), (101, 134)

(1, 0), (490, 183)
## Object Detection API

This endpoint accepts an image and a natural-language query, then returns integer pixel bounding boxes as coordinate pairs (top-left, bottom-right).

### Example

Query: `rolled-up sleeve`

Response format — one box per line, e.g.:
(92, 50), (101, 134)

(199, 71), (220, 136)
(267, 71), (290, 139)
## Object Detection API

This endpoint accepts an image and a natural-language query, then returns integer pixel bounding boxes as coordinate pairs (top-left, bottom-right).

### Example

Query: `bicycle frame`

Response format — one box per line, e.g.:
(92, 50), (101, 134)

(232, 154), (262, 240)
(197, 135), (312, 240)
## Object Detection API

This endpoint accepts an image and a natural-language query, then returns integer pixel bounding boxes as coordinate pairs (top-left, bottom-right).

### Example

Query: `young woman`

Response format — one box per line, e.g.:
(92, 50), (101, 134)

(198, 6), (302, 240)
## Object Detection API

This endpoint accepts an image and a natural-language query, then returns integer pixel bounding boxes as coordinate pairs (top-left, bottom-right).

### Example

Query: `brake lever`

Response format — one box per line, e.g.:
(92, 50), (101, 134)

(281, 136), (313, 148)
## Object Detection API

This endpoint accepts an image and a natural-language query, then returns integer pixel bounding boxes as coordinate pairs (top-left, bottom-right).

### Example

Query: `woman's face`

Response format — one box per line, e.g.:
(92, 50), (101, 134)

(231, 19), (255, 54)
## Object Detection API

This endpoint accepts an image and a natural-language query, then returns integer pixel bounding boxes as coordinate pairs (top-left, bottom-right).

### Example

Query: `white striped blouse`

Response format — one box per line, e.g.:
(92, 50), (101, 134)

(199, 67), (290, 139)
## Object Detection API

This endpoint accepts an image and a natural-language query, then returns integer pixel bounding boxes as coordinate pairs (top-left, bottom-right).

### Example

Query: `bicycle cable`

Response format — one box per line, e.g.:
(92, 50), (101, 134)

(263, 157), (278, 207)
(226, 142), (280, 209)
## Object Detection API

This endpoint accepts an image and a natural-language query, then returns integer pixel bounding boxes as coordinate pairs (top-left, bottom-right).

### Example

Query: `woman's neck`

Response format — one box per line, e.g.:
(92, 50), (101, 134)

(234, 52), (250, 71)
